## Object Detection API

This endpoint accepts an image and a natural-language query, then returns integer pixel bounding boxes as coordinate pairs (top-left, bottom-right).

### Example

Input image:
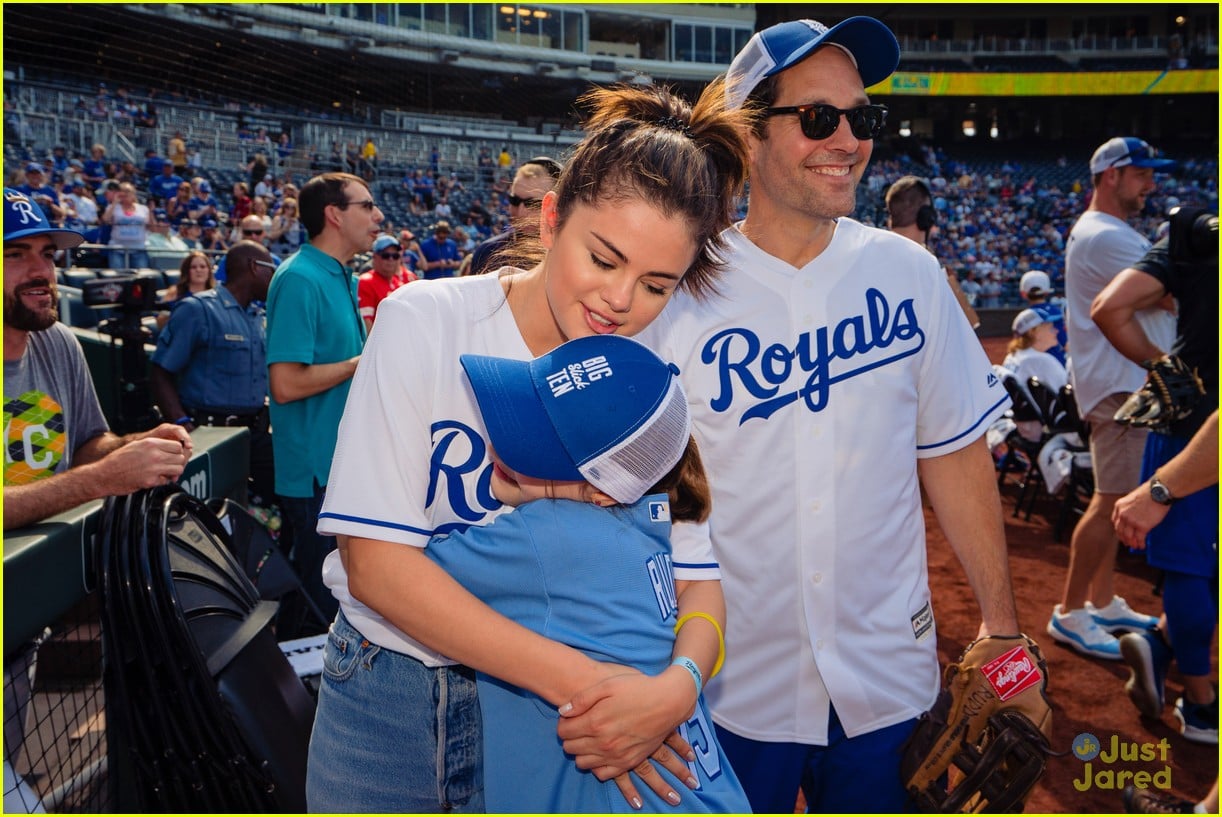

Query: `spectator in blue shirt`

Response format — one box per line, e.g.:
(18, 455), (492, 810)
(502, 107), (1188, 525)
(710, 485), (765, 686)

(142, 149), (166, 179)
(187, 180), (220, 221)
(147, 163), (185, 205)
(417, 220), (461, 278)
(16, 164), (64, 224)
(149, 240), (277, 505)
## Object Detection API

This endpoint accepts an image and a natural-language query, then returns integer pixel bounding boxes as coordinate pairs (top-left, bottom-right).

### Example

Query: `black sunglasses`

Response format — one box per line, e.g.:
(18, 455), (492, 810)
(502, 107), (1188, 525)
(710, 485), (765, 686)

(338, 198), (377, 211)
(763, 103), (888, 141)
(507, 194), (541, 207)
(378, 251), (401, 260)
(243, 228), (264, 236)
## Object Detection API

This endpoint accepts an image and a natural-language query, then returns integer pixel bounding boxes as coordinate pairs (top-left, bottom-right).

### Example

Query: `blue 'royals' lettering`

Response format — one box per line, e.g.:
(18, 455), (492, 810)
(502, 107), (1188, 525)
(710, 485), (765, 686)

(703, 288), (924, 424)
(429, 420), (499, 531)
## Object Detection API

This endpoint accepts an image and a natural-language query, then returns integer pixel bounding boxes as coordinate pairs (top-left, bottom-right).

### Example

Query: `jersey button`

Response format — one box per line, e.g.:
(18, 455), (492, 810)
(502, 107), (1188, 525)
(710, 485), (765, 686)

(812, 572), (823, 585)
(810, 500), (821, 513)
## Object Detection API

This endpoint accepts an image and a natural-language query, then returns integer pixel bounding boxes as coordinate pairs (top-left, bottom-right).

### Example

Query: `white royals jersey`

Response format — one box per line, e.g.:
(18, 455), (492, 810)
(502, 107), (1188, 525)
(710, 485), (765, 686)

(318, 274), (721, 665)
(638, 220), (1009, 744)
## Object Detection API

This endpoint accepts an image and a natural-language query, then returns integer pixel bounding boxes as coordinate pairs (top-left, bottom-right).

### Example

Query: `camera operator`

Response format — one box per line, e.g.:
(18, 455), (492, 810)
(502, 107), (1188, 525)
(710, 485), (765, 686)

(1092, 205), (1218, 744)
(3, 188), (192, 530)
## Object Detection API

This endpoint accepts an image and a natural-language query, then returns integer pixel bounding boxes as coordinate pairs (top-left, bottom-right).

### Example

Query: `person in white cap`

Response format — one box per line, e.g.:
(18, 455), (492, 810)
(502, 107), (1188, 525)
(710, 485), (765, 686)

(1003, 309), (1069, 441)
(1047, 136), (1177, 661)
(3, 188), (192, 529)
(1018, 269), (1067, 364)
(636, 16), (1020, 813)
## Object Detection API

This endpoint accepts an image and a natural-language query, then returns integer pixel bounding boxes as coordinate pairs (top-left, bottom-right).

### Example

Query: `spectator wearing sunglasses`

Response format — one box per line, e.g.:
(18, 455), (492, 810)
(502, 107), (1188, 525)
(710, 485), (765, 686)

(265, 172), (381, 631)
(635, 18), (1019, 813)
(238, 214), (269, 248)
(358, 235), (412, 331)
(417, 219), (461, 279)
(468, 156), (562, 277)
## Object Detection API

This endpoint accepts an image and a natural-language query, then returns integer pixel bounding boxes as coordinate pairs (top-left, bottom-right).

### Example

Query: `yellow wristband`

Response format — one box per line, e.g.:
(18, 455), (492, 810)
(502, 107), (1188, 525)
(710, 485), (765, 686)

(674, 612), (726, 679)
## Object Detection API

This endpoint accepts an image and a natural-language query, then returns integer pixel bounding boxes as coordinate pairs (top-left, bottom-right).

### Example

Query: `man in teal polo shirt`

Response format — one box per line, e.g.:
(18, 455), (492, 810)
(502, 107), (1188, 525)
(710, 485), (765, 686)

(266, 172), (383, 628)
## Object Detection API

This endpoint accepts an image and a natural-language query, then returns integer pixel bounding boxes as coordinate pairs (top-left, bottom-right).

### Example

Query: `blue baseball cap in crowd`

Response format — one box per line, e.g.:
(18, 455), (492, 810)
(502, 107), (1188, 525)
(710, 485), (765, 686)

(372, 234), (399, 253)
(154, 208), (169, 222)
(4, 188), (84, 249)
(25, 163), (45, 175)
(1089, 137), (1176, 175)
(198, 180), (212, 193)
(726, 17), (900, 109)
(460, 335), (691, 505)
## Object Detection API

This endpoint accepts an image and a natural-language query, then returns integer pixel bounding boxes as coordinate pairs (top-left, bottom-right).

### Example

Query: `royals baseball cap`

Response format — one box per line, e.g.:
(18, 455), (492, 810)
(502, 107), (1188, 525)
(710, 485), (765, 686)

(4, 188), (84, 250)
(1089, 137), (1176, 175)
(460, 335), (691, 505)
(372, 235), (399, 253)
(726, 17), (900, 110)
(1012, 309), (1052, 336)
(1019, 270), (1051, 297)
(25, 163), (45, 175)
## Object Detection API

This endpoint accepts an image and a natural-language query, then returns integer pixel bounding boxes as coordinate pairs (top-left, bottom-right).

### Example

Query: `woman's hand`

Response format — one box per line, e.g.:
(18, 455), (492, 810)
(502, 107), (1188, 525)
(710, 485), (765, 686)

(557, 666), (699, 807)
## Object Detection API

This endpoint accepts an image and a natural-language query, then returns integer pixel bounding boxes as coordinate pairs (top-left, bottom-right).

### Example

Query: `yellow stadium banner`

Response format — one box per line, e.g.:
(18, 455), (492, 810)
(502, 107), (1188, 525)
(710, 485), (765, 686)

(868, 69), (1217, 96)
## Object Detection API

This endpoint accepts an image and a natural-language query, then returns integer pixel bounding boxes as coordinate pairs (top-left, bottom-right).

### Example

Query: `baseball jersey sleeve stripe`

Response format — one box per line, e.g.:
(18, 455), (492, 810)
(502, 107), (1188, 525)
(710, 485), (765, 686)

(916, 393), (1011, 451)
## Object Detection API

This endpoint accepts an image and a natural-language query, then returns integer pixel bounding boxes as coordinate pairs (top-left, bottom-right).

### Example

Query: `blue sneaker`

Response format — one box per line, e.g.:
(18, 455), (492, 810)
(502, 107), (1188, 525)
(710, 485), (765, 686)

(1047, 604), (1122, 660)
(1086, 596), (1161, 633)
(1173, 694), (1218, 745)
(1119, 629), (1172, 718)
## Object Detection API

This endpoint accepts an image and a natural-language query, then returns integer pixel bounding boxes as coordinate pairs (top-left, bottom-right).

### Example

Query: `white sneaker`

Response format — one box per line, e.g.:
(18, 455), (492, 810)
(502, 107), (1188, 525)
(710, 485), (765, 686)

(1086, 596), (1160, 633)
(1047, 604), (1122, 659)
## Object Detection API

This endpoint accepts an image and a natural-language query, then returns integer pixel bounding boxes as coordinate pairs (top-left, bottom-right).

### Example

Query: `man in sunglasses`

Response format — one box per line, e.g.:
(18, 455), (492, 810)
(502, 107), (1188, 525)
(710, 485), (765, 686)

(1048, 136), (1177, 661)
(358, 234), (412, 331)
(265, 172), (379, 632)
(635, 17), (1020, 812)
(468, 156), (562, 277)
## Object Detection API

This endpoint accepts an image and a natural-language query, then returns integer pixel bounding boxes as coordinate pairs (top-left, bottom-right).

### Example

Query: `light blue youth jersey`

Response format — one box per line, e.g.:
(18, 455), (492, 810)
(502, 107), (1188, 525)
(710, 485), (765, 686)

(426, 495), (749, 814)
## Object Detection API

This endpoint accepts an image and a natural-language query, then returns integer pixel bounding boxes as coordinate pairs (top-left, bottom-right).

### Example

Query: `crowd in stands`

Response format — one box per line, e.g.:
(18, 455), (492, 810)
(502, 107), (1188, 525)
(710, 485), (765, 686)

(856, 147), (1218, 306)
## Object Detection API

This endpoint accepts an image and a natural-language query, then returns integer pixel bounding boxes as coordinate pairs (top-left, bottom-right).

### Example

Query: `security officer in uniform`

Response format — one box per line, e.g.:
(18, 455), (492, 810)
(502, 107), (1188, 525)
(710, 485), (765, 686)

(149, 240), (277, 504)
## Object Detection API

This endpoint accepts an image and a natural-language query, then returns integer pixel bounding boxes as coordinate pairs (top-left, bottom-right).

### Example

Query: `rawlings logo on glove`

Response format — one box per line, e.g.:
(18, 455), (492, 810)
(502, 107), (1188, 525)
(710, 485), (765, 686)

(902, 634), (1054, 813)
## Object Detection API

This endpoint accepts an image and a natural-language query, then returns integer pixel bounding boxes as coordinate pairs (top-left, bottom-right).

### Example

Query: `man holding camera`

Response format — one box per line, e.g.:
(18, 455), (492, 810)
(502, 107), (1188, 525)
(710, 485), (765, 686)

(3, 188), (191, 530)
(1092, 206), (1218, 744)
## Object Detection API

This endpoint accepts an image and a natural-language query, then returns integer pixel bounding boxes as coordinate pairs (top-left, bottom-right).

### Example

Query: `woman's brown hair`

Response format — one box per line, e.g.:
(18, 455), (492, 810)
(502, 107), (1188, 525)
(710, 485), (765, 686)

(504, 79), (752, 299)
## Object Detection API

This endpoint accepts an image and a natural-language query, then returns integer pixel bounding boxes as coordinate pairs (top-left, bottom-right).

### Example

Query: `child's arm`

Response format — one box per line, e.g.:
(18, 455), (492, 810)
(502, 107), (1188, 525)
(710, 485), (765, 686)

(557, 578), (726, 802)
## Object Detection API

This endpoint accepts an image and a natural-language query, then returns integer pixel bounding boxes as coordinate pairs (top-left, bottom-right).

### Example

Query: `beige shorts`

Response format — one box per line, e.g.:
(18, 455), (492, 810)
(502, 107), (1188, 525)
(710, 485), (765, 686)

(1087, 393), (1149, 495)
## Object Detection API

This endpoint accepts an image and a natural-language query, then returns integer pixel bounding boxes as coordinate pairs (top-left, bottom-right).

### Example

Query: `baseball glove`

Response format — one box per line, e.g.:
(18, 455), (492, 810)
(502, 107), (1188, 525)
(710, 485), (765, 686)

(902, 634), (1053, 813)
(1113, 355), (1206, 433)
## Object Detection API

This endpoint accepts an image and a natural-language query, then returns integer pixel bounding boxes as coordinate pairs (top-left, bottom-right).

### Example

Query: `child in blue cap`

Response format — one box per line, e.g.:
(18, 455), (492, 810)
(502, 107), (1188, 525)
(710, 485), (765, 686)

(424, 334), (748, 813)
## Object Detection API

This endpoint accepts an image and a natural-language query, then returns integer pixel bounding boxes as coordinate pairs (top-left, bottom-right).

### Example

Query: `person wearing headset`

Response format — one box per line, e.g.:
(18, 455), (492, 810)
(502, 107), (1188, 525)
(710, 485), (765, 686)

(885, 175), (980, 329)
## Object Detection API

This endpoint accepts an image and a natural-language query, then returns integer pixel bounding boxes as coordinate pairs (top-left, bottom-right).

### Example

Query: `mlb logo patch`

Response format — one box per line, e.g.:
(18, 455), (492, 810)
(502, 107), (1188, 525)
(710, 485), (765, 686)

(980, 645), (1042, 701)
(648, 500), (671, 523)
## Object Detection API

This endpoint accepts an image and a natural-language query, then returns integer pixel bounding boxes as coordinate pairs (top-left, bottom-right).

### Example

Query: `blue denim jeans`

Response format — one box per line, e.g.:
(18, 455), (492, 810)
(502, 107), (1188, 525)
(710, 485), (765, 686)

(306, 611), (484, 813)
(107, 248), (150, 270)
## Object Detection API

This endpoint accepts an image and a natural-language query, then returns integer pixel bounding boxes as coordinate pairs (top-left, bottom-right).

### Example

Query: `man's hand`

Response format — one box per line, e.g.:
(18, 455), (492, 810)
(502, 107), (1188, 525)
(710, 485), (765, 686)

(85, 433), (190, 493)
(1111, 482), (1169, 550)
